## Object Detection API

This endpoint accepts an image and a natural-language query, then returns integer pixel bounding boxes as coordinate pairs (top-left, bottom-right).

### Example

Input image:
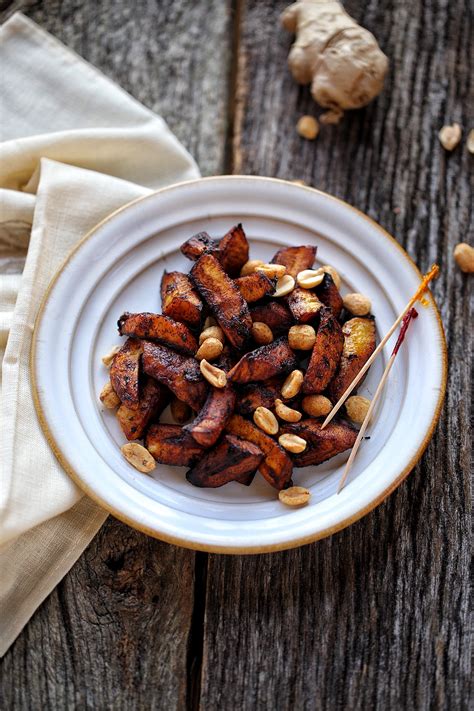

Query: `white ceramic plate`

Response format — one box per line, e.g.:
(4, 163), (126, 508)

(32, 176), (446, 553)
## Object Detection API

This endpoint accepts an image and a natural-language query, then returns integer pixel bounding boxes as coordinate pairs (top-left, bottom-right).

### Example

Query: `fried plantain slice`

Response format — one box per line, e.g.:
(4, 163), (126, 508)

(191, 254), (252, 349)
(303, 307), (344, 394)
(226, 414), (293, 490)
(160, 271), (203, 328)
(116, 378), (170, 441)
(281, 419), (357, 467)
(327, 317), (376, 401)
(236, 377), (283, 416)
(109, 338), (142, 410)
(186, 434), (263, 488)
(218, 223), (250, 277)
(287, 287), (323, 323)
(118, 312), (198, 356)
(315, 273), (343, 319)
(142, 341), (207, 411)
(146, 424), (205, 466)
(234, 272), (276, 303)
(271, 245), (317, 278)
(249, 301), (294, 335)
(228, 337), (297, 384)
(236, 470), (257, 487)
(185, 382), (236, 448)
(180, 231), (217, 261)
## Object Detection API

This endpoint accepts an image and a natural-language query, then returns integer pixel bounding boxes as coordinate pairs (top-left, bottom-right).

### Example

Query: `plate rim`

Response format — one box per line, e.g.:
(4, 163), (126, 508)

(30, 175), (448, 554)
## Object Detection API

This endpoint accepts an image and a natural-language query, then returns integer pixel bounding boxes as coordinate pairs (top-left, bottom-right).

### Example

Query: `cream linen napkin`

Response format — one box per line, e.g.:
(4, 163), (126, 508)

(0, 13), (200, 655)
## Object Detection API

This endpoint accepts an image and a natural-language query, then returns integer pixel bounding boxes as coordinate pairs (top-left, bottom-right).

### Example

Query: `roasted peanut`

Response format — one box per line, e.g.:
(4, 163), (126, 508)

(240, 259), (265, 276)
(256, 263), (287, 279)
(453, 243), (474, 273)
(199, 325), (225, 345)
(296, 269), (325, 289)
(253, 406), (279, 435)
(273, 274), (295, 297)
(288, 324), (316, 350)
(170, 397), (192, 424)
(342, 293), (372, 316)
(302, 394), (332, 418)
(101, 345), (121, 367)
(296, 115), (319, 140)
(203, 315), (217, 329)
(439, 123), (462, 151)
(200, 359), (227, 388)
(251, 321), (274, 345)
(279, 486), (311, 506)
(467, 129), (474, 154)
(99, 381), (121, 409)
(278, 434), (307, 453)
(121, 443), (156, 473)
(321, 265), (341, 289)
(281, 369), (304, 399)
(274, 398), (302, 423)
(345, 395), (371, 424)
(195, 337), (224, 361)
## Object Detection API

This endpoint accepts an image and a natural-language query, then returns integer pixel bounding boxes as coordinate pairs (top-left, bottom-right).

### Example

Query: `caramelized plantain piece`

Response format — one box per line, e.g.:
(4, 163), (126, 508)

(236, 377), (283, 416)
(185, 383), (236, 448)
(249, 301), (293, 335)
(146, 424), (205, 466)
(271, 245), (317, 278)
(191, 254), (252, 349)
(181, 231), (217, 261)
(287, 287), (323, 323)
(281, 419), (357, 467)
(226, 415), (293, 489)
(228, 337), (297, 384)
(327, 317), (376, 401)
(234, 272), (276, 303)
(142, 341), (207, 411)
(118, 312), (198, 356)
(109, 338), (142, 410)
(160, 271), (203, 328)
(315, 273), (343, 319)
(170, 396), (193, 425)
(186, 434), (263, 488)
(236, 470), (257, 487)
(116, 378), (170, 440)
(218, 223), (250, 277)
(303, 307), (344, 394)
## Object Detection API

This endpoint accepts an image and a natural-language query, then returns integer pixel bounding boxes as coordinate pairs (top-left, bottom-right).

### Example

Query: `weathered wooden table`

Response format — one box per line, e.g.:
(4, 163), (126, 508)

(1, 1), (471, 708)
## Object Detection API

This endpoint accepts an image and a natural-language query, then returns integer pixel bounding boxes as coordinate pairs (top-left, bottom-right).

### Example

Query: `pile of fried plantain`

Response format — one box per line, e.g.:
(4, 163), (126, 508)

(104, 230), (376, 491)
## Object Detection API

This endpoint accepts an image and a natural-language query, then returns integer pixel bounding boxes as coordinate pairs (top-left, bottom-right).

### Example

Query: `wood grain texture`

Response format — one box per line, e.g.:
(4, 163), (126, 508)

(2, 519), (196, 709)
(199, 1), (472, 710)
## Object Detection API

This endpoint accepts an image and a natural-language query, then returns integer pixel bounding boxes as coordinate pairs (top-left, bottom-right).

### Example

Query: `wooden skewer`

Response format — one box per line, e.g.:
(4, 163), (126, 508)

(321, 264), (439, 430)
(337, 308), (418, 493)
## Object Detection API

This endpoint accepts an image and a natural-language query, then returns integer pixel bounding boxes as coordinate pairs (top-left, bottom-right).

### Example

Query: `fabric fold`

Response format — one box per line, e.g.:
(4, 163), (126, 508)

(0, 12), (200, 656)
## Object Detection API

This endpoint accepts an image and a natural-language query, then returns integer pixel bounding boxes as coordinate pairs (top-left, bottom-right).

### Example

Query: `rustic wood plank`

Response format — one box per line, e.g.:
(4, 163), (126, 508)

(2, 520), (196, 709)
(0, 1), (232, 708)
(200, 1), (472, 709)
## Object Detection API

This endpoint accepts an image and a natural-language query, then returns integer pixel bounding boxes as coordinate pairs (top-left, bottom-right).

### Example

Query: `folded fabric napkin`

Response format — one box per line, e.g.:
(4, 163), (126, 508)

(0, 12), (200, 655)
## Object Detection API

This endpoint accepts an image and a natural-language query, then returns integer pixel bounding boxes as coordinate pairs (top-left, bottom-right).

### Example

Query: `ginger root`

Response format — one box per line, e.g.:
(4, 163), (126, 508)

(281, 0), (388, 121)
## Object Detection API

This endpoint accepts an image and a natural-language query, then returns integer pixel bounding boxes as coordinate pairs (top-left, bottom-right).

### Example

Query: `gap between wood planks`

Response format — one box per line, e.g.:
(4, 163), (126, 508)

(186, 1), (244, 708)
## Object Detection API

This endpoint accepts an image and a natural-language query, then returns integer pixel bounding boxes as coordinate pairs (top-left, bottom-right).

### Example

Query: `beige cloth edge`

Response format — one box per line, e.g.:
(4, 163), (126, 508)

(0, 499), (107, 655)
